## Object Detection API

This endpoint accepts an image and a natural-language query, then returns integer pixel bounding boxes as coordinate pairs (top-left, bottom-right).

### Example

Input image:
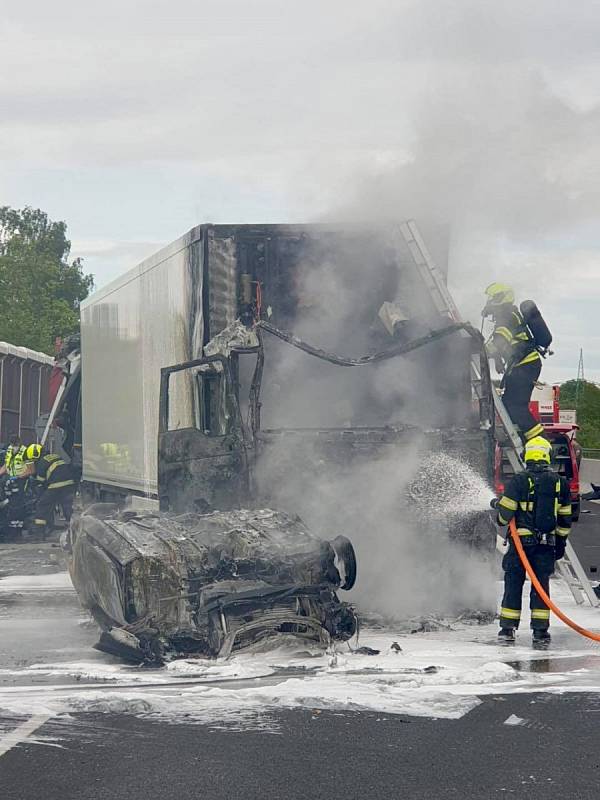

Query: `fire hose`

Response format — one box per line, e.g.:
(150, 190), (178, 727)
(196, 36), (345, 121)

(509, 519), (600, 642)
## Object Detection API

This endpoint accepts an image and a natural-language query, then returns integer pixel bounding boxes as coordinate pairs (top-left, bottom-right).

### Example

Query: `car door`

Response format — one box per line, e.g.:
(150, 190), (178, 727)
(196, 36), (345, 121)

(157, 355), (249, 513)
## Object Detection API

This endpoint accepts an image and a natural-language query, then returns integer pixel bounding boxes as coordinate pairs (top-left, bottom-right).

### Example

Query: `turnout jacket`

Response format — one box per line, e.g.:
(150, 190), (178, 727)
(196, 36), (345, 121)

(496, 466), (572, 545)
(486, 305), (541, 370)
(35, 453), (75, 491)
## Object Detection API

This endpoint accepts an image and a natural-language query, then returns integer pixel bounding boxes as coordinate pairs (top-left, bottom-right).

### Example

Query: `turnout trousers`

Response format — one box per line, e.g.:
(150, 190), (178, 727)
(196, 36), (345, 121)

(500, 544), (555, 630)
(33, 485), (75, 537)
(5, 478), (27, 537)
(502, 359), (543, 441)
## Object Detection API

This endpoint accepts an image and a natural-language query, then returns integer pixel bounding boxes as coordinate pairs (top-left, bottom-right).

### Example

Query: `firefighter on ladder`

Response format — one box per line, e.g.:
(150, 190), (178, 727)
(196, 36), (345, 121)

(22, 445), (76, 538)
(482, 283), (544, 443)
(492, 436), (572, 645)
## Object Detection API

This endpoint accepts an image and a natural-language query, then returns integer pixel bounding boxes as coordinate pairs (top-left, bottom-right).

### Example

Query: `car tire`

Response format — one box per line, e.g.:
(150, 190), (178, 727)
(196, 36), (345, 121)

(331, 535), (357, 590)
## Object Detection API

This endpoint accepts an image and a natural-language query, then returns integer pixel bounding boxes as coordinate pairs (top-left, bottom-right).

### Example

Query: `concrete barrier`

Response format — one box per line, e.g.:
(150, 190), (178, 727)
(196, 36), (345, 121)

(581, 458), (600, 487)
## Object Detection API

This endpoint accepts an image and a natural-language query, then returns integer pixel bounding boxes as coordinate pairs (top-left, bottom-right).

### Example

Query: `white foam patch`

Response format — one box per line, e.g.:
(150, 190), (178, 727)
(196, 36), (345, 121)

(0, 657), (277, 685)
(0, 673), (483, 731)
(0, 572), (74, 592)
(0, 627), (556, 731)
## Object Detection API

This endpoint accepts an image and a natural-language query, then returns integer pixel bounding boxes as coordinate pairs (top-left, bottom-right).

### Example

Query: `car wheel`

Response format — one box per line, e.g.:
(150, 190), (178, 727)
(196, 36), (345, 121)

(331, 535), (357, 590)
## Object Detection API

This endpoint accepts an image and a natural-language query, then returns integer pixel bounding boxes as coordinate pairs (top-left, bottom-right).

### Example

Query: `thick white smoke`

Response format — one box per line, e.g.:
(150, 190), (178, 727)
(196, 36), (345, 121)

(256, 435), (497, 618)
(248, 227), (498, 618)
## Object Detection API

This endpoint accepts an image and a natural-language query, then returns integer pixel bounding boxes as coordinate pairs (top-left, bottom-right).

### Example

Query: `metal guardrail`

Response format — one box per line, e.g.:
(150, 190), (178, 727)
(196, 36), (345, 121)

(582, 449), (600, 460)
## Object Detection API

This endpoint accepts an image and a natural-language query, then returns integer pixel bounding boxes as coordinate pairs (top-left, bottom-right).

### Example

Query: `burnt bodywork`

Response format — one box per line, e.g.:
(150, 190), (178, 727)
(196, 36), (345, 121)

(157, 319), (494, 520)
(68, 504), (357, 663)
(74, 223), (494, 501)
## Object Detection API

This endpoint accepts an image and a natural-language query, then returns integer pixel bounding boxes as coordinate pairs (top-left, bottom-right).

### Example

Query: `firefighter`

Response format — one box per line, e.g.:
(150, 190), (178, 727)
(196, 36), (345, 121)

(0, 435), (29, 537)
(492, 436), (572, 645)
(0, 434), (27, 478)
(21, 445), (76, 538)
(482, 283), (544, 443)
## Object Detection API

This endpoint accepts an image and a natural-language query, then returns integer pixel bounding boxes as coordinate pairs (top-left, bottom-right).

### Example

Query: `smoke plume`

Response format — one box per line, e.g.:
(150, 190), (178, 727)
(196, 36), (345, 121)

(250, 228), (498, 619)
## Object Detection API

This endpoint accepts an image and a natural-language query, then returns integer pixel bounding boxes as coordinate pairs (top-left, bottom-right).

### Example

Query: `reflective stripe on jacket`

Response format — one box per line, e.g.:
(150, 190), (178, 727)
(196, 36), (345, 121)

(496, 468), (572, 539)
(5, 445), (27, 477)
(35, 454), (75, 490)
(486, 306), (541, 369)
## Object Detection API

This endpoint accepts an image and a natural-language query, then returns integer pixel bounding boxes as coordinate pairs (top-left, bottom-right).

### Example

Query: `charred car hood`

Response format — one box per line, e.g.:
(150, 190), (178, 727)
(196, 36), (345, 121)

(66, 505), (357, 663)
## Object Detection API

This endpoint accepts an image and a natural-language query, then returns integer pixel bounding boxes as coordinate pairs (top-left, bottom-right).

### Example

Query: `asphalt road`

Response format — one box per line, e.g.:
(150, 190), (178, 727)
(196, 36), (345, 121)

(1, 510), (600, 800)
(1, 694), (600, 800)
(570, 499), (600, 579)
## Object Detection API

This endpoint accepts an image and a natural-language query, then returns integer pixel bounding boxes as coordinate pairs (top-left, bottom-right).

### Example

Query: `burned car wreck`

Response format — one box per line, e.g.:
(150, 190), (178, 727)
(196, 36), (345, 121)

(67, 504), (357, 664)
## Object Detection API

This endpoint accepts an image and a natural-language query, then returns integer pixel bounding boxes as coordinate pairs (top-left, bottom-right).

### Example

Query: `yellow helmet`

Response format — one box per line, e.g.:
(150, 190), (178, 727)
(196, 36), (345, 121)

(483, 283), (515, 315)
(524, 436), (552, 464)
(25, 444), (42, 462)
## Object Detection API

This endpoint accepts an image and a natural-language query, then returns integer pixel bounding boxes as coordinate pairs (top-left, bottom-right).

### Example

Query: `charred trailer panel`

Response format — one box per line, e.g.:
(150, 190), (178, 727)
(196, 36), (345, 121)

(207, 225), (480, 432)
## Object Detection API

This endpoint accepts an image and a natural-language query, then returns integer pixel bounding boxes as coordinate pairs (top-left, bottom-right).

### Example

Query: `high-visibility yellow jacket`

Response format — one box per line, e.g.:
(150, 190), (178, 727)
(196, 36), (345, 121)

(5, 445), (27, 477)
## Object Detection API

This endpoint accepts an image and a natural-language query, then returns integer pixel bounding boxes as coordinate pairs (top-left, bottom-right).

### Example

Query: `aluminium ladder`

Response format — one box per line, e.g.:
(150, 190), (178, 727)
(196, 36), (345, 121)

(400, 219), (599, 607)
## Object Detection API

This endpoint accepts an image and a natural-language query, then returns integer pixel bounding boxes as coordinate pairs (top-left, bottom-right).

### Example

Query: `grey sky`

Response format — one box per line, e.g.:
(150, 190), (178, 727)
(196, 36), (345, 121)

(2, 1), (600, 383)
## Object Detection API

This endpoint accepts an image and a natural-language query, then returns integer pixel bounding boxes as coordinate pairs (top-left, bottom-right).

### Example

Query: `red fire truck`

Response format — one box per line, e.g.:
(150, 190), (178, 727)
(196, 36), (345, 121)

(495, 384), (581, 521)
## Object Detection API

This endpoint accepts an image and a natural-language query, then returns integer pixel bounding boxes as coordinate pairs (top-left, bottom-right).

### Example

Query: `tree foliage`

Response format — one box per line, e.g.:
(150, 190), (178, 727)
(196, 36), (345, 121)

(0, 206), (93, 354)
(560, 380), (600, 449)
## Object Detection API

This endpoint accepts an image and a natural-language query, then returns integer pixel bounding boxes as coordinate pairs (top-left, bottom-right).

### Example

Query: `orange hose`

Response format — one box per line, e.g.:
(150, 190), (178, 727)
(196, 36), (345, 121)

(509, 519), (600, 641)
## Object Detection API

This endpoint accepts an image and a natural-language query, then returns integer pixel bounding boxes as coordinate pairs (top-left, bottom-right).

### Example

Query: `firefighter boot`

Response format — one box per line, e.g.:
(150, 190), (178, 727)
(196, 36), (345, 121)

(498, 628), (516, 643)
(532, 629), (551, 646)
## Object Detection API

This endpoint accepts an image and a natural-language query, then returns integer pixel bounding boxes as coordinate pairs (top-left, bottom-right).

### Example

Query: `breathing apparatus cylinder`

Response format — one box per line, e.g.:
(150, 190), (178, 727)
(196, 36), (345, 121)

(520, 300), (552, 351)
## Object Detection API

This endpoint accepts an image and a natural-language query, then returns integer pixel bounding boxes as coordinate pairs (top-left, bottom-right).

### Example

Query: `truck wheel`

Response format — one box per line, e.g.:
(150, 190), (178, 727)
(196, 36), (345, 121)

(331, 535), (357, 591)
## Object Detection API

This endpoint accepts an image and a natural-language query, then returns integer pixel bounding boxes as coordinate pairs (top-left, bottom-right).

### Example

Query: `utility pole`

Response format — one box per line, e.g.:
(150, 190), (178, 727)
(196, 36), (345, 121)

(575, 348), (585, 412)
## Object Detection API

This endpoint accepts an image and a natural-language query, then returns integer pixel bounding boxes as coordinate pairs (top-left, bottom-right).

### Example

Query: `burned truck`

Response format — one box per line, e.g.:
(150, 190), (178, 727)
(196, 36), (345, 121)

(54, 222), (495, 661)
(73, 222), (493, 509)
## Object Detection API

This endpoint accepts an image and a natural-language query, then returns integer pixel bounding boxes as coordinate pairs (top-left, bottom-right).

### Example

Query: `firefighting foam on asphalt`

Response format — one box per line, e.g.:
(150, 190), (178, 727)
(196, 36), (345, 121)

(3, 555), (600, 736)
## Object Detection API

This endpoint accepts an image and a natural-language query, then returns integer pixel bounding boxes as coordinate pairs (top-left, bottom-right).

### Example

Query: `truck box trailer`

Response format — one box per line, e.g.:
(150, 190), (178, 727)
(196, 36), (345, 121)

(79, 223), (494, 505)
(0, 342), (53, 444)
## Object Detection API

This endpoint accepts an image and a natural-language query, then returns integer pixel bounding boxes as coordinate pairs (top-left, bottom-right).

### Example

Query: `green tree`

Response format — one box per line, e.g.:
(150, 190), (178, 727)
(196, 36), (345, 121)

(560, 380), (600, 449)
(0, 206), (93, 354)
